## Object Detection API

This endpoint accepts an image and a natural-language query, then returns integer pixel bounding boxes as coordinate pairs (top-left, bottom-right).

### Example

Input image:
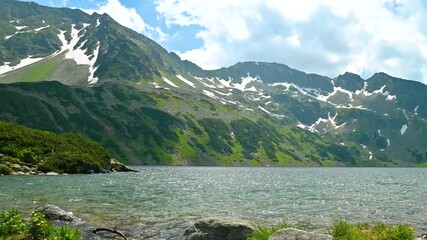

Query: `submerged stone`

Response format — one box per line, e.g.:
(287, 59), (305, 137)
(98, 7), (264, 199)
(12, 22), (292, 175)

(36, 205), (79, 222)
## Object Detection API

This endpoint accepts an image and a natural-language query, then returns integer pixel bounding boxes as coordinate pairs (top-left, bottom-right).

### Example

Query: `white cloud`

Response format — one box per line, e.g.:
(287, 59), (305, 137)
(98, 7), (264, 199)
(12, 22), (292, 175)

(155, 0), (427, 83)
(84, 0), (169, 42)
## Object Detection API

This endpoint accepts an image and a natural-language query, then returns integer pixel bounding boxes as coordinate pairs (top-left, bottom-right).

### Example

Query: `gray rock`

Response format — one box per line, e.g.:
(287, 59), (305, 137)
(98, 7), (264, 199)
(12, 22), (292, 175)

(269, 228), (334, 240)
(0, 153), (4, 159)
(21, 165), (32, 173)
(183, 218), (253, 240)
(46, 172), (60, 176)
(417, 234), (427, 240)
(109, 159), (139, 172)
(10, 164), (22, 171)
(36, 205), (79, 222)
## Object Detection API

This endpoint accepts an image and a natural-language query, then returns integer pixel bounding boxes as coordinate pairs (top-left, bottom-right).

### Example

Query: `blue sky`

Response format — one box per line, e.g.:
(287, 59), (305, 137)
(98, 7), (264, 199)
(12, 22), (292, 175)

(21, 0), (427, 83)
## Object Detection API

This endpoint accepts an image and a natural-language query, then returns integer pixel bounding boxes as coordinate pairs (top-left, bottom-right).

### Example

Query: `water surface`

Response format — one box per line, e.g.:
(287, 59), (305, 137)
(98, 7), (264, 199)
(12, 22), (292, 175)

(1, 167), (426, 239)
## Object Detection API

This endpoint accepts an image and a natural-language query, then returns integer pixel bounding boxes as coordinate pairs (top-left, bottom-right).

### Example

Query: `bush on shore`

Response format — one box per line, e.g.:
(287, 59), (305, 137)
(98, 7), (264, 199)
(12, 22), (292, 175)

(0, 121), (111, 174)
(332, 220), (415, 240)
(247, 219), (416, 240)
(0, 208), (81, 240)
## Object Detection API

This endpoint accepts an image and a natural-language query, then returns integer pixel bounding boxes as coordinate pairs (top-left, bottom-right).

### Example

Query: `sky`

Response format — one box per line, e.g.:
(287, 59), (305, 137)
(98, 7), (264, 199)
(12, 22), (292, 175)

(22, 0), (427, 83)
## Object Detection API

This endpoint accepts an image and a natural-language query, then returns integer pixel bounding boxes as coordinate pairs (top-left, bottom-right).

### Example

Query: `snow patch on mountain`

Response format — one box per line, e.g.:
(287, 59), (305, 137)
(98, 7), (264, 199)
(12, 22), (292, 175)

(33, 25), (50, 32)
(55, 24), (101, 84)
(328, 113), (346, 129)
(308, 117), (328, 133)
(203, 90), (217, 99)
(296, 122), (307, 129)
(195, 77), (217, 88)
(176, 74), (196, 88)
(258, 106), (271, 114)
(217, 78), (233, 88)
(400, 124), (408, 135)
(88, 42), (100, 84)
(5, 34), (15, 40)
(258, 106), (285, 118)
(386, 95), (397, 101)
(96, 18), (101, 27)
(325, 86), (354, 102)
(152, 82), (162, 89)
(162, 77), (179, 88)
(212, 90), (232, 96)
(233, 75), (261, 92)
(14, 26), (27, 30)
(0, 56), (44, 76)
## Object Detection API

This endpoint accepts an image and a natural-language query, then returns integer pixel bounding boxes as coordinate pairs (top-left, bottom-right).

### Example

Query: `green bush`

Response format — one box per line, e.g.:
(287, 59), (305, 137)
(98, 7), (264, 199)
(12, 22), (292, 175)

(0, 209), (26, 237)
(0, 165), (13, 175)
(55, 225), (81, 240)
(0, 155), (21, 164)
(332, 220), (415, 240)
(0, 121), (112, 173)
(0, 209), (81, 240)
(248, 221), (302, 240)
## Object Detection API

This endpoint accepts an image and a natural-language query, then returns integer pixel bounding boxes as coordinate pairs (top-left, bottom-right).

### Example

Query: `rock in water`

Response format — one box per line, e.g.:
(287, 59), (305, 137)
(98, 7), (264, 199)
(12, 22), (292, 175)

(109, 159), (139, 172)
(183, 218), (253, 240)
(36, 205), (79, 222)
(269, 228), (334, 240)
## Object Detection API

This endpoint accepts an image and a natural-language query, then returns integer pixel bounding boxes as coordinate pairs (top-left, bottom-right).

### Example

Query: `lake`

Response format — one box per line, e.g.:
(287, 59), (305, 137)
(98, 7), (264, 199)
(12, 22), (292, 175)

(1, 167), (426, 239)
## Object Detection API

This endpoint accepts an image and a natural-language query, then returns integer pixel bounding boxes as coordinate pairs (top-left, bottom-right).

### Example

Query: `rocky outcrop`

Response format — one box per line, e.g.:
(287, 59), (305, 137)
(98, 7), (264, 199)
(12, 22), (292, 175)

(36, 205), (80, 222)
(183, 218), (253, 240)
(269, 228), (334, 240)
(109, 159), (139, 172)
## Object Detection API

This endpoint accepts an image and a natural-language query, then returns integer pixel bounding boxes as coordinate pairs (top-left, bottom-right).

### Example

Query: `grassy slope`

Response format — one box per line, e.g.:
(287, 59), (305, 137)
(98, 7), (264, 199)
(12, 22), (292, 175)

(0, 81), (376, 166)
(0, 121), (111, 174)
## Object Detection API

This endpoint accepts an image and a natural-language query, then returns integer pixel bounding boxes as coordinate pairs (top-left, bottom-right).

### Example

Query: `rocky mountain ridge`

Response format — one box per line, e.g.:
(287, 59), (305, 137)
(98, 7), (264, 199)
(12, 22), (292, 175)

(1, 0), (426, 166)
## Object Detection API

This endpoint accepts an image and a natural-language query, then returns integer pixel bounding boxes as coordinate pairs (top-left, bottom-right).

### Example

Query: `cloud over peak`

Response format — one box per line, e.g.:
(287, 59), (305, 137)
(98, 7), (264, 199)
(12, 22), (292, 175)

(155, 0), (427, 83)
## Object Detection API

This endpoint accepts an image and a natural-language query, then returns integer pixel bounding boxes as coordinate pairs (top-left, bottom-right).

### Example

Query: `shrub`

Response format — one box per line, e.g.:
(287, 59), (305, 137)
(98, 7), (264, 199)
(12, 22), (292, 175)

(0, 155), (21, 164)
(0, 209), (82, 240)
(55, 225), (81, 240)
(27, 212), (55, 239)
(0, 165), (13, 175)
(248, 221), (302, 240)
(0, 209), (26, 237)
(332, 220), (415, 240)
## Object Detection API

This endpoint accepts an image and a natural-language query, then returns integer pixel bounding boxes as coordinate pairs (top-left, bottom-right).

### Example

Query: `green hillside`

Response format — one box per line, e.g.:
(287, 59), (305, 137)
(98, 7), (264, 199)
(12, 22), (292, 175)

(0, 121), (111, 174)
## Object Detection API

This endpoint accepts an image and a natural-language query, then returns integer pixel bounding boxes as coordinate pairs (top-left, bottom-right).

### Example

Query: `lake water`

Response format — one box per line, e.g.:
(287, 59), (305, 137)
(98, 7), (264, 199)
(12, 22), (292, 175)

(1, 167), (426, 239)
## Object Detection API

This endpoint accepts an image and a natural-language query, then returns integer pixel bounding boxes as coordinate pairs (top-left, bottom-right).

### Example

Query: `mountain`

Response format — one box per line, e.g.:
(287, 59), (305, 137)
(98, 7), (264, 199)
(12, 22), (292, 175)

(0, 0), (426, 166)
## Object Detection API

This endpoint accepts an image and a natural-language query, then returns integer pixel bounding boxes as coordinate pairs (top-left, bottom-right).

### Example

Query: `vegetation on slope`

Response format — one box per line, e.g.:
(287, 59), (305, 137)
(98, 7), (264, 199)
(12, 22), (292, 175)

(0, 121), (111, 174)
(0, 209), (81, 240)
(0, 81), (369, 166)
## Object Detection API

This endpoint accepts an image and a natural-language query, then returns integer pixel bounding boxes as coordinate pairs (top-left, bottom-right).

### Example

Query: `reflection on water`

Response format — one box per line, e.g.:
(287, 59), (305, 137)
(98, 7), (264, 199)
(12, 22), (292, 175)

(1, 167), (426, 239)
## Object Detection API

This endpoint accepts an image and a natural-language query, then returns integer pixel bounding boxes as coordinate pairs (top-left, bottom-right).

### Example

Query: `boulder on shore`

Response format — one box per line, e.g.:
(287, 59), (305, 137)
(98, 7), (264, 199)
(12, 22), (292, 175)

(183, 218), (253, 240)
(269, 228), (333, 240)
(36, 205), (79, 222)
(109, 159), (139, 172)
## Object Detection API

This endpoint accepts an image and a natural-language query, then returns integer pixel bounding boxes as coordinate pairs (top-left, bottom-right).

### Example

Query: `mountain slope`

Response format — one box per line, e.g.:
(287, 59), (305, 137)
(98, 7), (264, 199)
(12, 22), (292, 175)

(0, 81), (367, 166)
(0, 121), (112, 174)
(0, 0), (202, 85)
(1, 0), (427, 166)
